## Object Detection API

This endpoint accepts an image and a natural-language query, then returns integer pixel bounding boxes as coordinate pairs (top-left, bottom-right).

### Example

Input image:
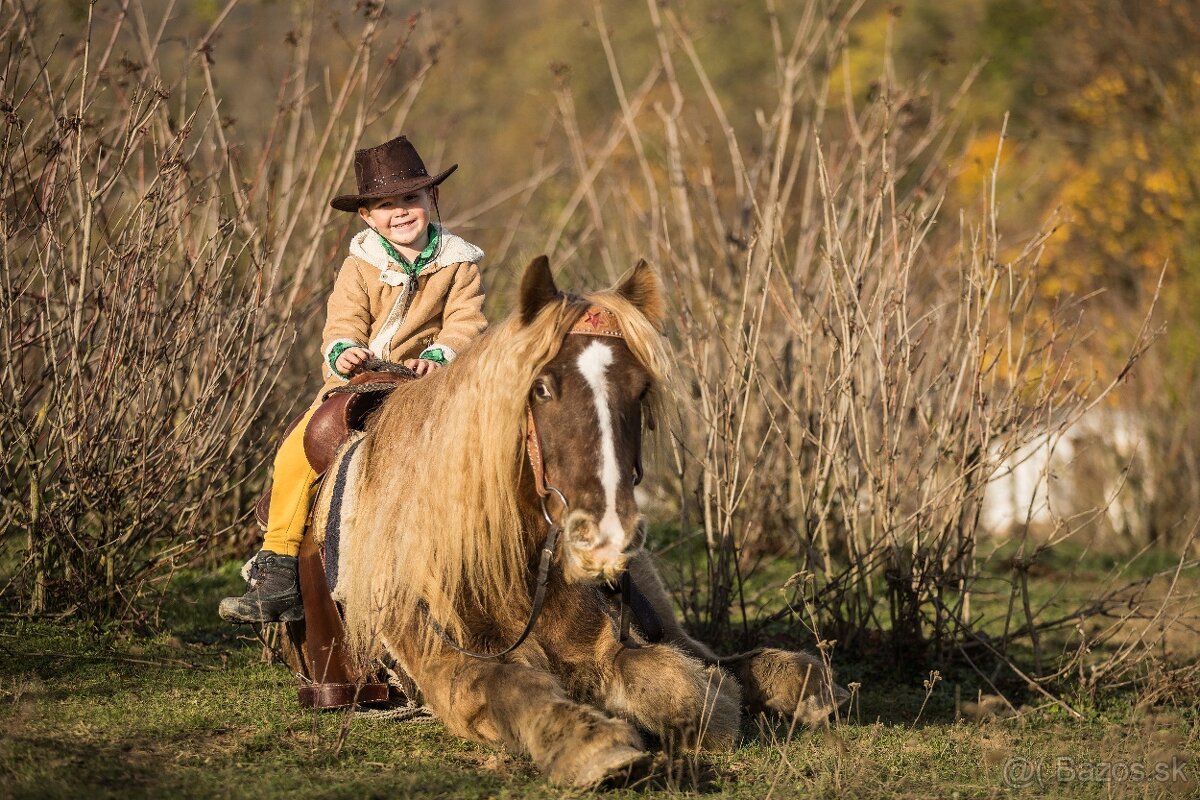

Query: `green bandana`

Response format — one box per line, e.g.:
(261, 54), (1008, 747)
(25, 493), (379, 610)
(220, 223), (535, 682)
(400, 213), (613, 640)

(376, 224), (440, 278)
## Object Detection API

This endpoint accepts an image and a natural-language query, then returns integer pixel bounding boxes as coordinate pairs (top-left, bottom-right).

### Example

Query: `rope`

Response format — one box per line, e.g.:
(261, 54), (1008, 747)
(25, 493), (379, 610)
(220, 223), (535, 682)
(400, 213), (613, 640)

(353, 701), (437, 722)
(350, 666), (436, 724)
(419, 491), (565, 660)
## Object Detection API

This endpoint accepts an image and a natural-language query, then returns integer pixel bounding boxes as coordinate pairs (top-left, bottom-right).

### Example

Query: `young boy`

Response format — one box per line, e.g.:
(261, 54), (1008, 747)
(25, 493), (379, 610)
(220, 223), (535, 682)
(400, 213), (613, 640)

(219, 135), (487, 623)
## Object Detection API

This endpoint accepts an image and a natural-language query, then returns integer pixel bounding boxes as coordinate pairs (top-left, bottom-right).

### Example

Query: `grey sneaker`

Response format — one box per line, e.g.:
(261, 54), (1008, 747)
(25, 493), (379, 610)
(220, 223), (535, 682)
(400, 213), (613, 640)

(218, 551), (304, 623)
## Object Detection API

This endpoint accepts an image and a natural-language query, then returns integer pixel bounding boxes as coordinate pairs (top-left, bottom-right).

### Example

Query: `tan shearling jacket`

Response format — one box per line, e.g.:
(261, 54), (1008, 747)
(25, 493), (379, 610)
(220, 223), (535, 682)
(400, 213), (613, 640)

(318, 225), (486, 397)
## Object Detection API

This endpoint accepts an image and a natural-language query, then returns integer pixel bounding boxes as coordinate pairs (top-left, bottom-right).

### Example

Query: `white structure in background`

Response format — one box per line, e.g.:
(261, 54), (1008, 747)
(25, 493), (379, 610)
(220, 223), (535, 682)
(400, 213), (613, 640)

(979, 409), (1150, 541)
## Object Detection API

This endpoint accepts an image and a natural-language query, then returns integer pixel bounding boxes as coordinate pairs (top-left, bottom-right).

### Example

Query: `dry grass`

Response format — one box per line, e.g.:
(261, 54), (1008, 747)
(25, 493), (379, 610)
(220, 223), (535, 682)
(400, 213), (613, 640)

(0, 566), (1195, 799)
(542, 0), (1190, 709)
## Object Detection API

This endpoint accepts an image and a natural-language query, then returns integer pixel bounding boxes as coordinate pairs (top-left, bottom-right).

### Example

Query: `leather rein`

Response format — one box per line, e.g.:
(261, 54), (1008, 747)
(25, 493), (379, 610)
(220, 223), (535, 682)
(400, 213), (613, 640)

(421, 305), (633, 660)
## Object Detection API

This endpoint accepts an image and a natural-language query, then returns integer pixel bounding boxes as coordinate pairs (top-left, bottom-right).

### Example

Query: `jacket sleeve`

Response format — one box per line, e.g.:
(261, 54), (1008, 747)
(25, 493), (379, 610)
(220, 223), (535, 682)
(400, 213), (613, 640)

(424, 261), (487, 362)
(321, 257), (372, 378)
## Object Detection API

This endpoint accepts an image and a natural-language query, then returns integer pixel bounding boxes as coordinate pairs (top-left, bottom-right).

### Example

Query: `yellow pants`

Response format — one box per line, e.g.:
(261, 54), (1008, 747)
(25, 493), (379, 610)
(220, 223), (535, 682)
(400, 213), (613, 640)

(261, 407), (318, 557)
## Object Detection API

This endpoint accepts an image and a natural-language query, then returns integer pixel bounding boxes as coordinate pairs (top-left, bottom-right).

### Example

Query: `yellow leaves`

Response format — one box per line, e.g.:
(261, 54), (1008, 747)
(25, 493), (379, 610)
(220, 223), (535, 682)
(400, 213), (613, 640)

(1037, 117), (1194, 302)
(829, 9), (892, 108)
(1071, 70), (1129, 126)
(1142, 169), (1182, 207)
(953, 132), (1009, 203)
(1132, 134), (1150, 163)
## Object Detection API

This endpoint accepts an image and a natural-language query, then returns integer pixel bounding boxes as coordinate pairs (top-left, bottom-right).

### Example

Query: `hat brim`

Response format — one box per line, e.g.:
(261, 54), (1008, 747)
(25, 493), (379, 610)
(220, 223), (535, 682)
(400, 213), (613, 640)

(330, 163), (457, 212)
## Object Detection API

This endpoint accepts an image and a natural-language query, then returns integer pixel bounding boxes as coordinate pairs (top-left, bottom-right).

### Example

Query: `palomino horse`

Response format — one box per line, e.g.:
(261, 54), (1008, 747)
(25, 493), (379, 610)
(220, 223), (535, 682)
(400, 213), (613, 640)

(310, 257), (847, 786)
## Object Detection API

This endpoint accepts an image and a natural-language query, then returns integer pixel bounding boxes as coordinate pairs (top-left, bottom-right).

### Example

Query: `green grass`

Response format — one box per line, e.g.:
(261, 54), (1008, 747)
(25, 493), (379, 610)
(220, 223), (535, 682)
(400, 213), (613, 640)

(1, 564), (1196, 799)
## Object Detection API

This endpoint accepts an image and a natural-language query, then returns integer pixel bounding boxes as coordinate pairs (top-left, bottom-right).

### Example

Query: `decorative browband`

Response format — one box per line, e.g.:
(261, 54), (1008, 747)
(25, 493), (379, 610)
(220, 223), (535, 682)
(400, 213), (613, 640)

(569, 305), (624, 338)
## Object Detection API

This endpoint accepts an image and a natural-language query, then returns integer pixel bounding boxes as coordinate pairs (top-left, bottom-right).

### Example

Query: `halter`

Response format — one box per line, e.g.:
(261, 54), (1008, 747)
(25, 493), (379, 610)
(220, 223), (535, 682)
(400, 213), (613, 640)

(424, 304), (639, 659)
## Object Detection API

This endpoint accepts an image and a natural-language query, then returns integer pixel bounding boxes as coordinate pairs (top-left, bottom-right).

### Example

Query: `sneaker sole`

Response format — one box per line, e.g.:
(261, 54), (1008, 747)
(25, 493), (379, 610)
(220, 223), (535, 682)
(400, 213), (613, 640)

(218, 599), (305, 625)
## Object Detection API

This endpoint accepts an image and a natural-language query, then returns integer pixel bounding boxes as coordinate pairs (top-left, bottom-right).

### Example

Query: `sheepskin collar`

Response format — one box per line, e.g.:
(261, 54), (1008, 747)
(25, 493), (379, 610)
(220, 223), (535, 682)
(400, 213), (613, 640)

(348, 224), (483, 276)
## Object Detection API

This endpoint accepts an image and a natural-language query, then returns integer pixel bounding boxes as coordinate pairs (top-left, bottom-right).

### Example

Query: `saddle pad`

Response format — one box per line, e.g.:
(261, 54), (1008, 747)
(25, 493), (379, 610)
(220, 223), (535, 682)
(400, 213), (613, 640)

(320, 433), (367, 593)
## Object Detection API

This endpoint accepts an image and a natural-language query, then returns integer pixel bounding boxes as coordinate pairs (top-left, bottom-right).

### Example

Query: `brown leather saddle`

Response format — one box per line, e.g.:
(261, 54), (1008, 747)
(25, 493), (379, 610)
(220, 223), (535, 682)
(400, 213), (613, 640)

(254, 370), (414, 529)
(259, 369), (414, 709)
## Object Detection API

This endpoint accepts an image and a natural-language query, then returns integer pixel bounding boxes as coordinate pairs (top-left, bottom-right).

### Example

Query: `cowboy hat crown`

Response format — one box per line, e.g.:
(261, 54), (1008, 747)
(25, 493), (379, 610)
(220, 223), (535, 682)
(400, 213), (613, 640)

(330, 135), (457, 212)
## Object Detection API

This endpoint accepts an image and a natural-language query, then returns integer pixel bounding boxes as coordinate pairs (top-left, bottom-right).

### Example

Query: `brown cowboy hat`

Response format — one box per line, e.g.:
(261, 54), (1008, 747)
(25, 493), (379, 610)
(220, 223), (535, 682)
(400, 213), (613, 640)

(330, 135), (457, 212)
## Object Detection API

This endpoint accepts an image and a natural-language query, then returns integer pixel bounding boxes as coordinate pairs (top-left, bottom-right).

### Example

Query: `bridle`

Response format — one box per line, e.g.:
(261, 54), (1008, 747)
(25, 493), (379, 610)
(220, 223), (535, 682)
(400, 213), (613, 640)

(422, 304), (640, 659)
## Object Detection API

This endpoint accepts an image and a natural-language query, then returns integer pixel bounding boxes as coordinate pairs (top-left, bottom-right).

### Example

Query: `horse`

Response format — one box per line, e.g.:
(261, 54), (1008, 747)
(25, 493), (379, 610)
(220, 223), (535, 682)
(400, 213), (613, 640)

(309, 256), (848, 786)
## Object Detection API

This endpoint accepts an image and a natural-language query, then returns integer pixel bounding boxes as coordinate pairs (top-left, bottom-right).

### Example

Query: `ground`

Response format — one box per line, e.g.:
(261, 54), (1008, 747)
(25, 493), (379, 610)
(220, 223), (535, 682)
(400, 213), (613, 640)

(1, 561), (1196, 799)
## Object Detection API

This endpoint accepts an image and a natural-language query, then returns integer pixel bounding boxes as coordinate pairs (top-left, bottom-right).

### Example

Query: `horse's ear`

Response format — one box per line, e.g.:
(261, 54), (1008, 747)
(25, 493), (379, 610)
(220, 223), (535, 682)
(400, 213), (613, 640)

(519, 255), (559, 325)
(616, 259), (666, 327)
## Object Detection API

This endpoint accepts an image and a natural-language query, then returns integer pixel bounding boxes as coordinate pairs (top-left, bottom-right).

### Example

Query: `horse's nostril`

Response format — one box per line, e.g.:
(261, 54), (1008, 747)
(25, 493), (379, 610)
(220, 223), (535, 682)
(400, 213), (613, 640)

(564, 513), (598, 546)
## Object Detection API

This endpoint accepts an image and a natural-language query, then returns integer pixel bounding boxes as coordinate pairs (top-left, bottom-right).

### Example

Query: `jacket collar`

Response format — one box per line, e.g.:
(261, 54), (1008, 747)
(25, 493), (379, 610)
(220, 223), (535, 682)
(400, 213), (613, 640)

(349, 223), (483, 279)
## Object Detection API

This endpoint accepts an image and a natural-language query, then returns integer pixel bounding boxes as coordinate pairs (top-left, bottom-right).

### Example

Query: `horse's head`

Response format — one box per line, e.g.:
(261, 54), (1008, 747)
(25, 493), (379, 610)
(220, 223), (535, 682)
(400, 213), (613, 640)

(520, 256), (666, 585)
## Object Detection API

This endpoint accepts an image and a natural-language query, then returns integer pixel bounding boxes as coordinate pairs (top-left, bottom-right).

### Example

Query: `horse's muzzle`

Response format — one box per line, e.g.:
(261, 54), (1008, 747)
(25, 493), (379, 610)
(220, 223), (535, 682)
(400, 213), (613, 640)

(559, 511), (644, 584)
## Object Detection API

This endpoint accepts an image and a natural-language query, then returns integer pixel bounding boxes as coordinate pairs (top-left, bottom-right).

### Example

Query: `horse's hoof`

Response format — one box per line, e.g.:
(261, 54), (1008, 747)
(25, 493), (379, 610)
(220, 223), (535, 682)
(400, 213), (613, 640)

(571, 743), (652, 788)
(542, 714), (648, 787)
(736, 648), (849, 724)
(598, 750), (661, 790)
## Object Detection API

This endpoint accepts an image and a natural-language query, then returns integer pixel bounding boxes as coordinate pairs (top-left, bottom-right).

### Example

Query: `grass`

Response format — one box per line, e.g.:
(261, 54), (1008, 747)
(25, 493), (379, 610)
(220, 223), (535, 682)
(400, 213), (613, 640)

(0, 562), (1196, 799)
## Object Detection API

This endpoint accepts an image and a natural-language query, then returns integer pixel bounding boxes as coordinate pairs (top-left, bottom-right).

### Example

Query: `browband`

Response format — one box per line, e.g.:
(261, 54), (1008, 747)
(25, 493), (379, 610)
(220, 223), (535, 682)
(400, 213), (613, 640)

(568, 305), (624, 338)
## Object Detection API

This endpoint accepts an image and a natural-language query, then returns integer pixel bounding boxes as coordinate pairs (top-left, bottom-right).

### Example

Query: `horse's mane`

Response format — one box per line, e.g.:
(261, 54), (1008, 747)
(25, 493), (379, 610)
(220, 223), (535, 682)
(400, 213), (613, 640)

(338, 285), (670, 657)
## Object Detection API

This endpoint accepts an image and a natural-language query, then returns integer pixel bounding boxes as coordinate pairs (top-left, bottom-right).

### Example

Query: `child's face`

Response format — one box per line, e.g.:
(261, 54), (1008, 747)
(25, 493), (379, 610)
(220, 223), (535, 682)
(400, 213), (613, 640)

(359, 189), (433, 252)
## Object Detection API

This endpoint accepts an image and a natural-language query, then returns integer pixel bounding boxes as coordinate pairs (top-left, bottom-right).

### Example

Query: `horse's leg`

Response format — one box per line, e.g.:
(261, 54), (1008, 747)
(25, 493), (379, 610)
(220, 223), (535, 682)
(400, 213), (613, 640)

(517, 579), (740, 751)
(600, 638), (742, 750)
(721, 648), (850, 725)
(626, 551), (849, 725)
(387, 634), (648, 787)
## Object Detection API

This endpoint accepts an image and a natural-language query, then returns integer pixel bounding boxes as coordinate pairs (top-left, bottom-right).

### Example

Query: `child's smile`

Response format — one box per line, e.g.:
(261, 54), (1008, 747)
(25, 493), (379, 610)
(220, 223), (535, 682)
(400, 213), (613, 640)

(360, 190), (433, 261)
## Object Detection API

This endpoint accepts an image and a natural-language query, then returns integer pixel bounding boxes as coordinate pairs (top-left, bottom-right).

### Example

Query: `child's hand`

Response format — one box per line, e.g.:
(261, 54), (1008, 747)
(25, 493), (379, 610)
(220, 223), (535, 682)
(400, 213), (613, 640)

(336, 347), (374, 376)
(403, 358), (442, 377)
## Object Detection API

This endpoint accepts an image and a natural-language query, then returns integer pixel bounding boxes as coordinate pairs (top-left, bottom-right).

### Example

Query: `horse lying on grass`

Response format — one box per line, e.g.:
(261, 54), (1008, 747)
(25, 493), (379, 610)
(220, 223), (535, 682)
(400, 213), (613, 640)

(310, 256), (848, 786)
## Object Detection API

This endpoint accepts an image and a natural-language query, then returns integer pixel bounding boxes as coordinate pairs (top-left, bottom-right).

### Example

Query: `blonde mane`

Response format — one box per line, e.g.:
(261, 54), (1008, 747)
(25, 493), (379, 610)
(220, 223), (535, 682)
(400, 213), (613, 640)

(337, 285), (671, 658)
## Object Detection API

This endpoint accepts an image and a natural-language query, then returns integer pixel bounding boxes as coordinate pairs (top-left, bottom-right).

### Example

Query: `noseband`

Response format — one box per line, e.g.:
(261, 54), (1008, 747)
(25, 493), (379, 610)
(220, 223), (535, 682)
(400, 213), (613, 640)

(423, 305), (639, 659)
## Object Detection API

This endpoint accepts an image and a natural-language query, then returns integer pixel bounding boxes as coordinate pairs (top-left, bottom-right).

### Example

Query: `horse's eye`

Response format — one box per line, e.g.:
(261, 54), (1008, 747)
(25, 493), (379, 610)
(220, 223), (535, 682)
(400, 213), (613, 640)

(532, 379), (553, 402)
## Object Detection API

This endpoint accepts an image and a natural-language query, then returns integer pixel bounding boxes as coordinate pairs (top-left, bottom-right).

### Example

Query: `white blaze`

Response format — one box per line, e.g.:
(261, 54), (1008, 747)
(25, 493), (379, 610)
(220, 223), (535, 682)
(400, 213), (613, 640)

(576, 341), (623, 549)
